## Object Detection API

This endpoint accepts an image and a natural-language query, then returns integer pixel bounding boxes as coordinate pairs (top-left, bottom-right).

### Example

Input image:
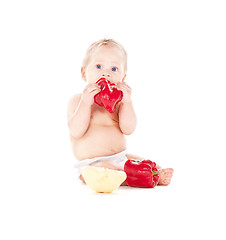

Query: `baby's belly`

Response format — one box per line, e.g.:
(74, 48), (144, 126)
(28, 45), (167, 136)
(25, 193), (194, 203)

(70, 125), (127, 160)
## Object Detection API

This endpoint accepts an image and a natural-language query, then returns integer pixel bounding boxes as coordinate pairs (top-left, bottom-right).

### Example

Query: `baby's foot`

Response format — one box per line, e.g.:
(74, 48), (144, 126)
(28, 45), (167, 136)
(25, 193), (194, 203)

(158, 168), (174, 186)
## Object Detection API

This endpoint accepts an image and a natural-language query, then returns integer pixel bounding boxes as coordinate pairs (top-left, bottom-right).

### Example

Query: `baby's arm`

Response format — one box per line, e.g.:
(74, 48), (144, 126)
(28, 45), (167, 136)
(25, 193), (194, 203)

(117, 82), (137, 135)
(67, 83), (100, 138)
(118, 101), (137, 134)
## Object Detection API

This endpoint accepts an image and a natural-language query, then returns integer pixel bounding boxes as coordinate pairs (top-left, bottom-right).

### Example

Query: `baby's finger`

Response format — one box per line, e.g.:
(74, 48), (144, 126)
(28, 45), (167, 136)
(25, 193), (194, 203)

(120, 85), (132, 94)
(90, 88), (101, 95)
(117, 82), (132, 92)
(86, 83), (99, 89)
(116, 82), (124, 91)
(122, 82), (132, 90)
(86, 84), (100, 93)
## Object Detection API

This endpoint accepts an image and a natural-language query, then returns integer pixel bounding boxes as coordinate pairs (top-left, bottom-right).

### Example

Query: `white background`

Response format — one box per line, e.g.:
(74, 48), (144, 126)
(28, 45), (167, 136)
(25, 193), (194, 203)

(0, 0), (225, 239)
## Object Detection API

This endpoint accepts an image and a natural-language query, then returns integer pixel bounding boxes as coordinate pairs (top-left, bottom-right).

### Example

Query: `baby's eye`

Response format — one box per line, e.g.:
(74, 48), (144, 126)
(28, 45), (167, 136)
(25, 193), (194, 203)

(96, 64), (102, 69)
(112, 67), (118, 72)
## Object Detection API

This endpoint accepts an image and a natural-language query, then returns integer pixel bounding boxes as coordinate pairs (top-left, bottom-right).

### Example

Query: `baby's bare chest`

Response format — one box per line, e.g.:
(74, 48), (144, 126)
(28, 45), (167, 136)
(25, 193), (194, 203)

(90, 104), (119, 126)
(70, 104), (125, 159)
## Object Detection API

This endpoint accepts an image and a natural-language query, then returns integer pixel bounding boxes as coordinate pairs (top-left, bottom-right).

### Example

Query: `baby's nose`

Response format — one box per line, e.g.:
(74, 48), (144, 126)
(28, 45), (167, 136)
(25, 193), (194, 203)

(102, 73), (111, 78)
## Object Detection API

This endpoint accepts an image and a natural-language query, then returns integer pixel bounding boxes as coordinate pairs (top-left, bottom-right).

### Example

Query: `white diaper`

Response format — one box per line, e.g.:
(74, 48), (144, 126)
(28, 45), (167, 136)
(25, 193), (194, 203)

(74, 149), (127, 175)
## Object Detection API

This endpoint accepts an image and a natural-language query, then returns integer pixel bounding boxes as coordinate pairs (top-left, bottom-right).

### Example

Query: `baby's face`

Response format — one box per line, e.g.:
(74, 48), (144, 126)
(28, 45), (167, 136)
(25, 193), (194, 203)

(83, 46), (126, 84)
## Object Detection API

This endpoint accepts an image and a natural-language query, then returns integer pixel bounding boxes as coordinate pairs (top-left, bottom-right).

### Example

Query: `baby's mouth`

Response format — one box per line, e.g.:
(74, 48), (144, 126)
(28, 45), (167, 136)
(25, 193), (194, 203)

(99, 77), (112, 83)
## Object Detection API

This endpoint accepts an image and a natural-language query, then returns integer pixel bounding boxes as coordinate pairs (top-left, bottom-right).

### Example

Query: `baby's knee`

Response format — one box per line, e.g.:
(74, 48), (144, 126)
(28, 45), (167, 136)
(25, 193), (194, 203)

(126, 153), (144, 160)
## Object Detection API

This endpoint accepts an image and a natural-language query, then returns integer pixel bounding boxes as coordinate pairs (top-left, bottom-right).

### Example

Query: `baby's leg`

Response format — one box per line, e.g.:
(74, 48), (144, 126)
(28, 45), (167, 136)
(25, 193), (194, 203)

(79, 153), (174, 186)
(126, 153), (143, 159)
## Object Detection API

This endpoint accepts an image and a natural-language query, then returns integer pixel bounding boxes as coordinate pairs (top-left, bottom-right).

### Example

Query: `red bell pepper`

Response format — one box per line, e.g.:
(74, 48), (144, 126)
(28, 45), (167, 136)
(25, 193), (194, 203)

(124, 159), (160, 188)
(94, 78), (123, 113)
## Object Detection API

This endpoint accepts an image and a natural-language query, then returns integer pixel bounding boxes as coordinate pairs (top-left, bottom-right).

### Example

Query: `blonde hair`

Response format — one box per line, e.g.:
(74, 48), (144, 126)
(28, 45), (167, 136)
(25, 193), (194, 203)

(82, 39), (127, 73)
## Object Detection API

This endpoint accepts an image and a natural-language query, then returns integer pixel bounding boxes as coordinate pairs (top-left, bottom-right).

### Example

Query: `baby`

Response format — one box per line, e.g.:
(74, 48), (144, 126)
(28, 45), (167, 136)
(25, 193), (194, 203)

(67, 39), (173, 186)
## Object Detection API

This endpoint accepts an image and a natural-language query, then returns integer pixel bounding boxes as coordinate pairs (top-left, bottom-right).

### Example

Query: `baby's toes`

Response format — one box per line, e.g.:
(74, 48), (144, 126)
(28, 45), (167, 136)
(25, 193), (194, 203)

(163, 177), (172, 185)
(165, 172), (173, 179)
(159, 177), (171, 185)
(158, 168), (174, 185)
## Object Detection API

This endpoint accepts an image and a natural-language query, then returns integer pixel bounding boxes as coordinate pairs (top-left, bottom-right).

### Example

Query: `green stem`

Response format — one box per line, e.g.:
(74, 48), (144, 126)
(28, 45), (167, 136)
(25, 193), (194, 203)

(152, 171), (159, 176)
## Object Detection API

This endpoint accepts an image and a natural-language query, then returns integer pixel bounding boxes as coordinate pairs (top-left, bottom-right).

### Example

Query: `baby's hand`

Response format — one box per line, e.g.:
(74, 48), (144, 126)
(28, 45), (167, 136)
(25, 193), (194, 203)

(117, 82), (132, 103)
(81, 83), (101, 106)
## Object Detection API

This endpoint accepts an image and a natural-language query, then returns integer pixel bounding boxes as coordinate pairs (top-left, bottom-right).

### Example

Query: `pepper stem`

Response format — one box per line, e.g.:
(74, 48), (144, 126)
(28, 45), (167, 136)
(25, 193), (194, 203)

(152, 171), (159, 176)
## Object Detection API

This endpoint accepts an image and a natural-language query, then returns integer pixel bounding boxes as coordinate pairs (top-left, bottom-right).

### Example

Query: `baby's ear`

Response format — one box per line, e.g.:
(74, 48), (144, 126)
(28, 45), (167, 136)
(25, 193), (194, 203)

(81, 67), (86, 81)
(122, 74), (127, 82)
